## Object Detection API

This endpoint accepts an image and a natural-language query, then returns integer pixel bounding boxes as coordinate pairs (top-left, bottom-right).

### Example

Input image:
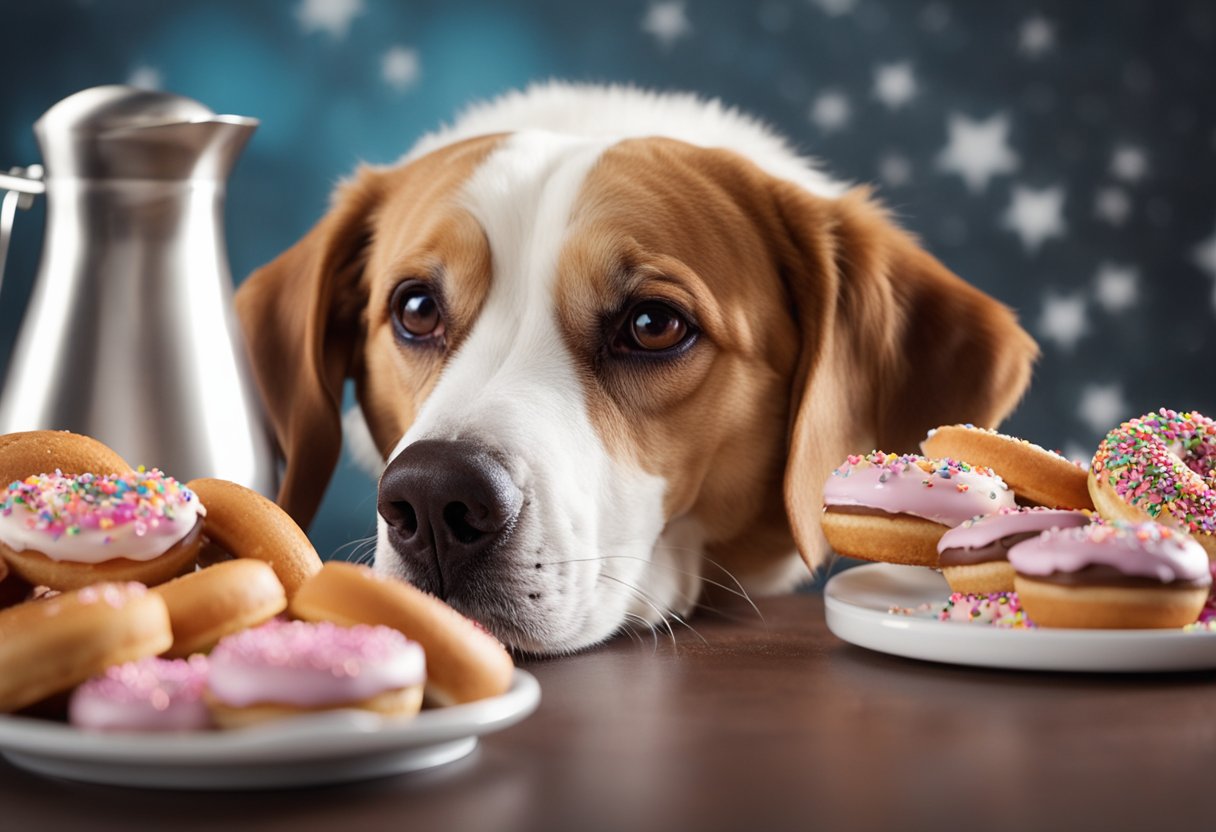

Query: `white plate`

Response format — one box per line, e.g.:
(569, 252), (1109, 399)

(824, 563), (1216, 673)
(0, 669), (540, 789)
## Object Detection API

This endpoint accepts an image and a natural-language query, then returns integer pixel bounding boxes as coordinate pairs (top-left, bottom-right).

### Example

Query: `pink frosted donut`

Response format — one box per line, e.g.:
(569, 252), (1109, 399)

(938, 507), (1091, 566)
(69, 655), (210, 732)
(1010, 521), (1211, 629)
(206, 620), (426, 727)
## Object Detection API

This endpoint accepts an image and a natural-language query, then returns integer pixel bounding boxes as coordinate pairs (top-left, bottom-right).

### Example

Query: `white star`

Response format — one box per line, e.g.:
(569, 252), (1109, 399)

(126, 65), (162, 90)
(809, 91), (851, 133)
(296, 0), (364, 39)
(1038, 291), (1088, 352)
(811, 0), (858, 16)
(1092, 263), (1139, 313)
(642, 2), (691, 48)
(381, 46), (420, 92)
(1077, 383), (1128, 435)
(1110, 144), (1148, 182)
(877, 152), (912, 187)
(1194, 226), (1216, 313)
(1003, 185), (1066, 254)
(873, 62), (918, 110)
(936, 113), (1019, 194)
(1094, 187), (1132, 226)
(1018, 15), (1055, 59)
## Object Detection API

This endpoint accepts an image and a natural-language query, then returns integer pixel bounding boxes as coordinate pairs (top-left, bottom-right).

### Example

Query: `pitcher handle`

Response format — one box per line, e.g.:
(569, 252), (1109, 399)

(0, 165), (45, 301)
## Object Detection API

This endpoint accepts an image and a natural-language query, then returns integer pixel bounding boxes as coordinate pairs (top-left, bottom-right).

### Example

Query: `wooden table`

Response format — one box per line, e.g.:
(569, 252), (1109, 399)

(2, 591), (1211, 831)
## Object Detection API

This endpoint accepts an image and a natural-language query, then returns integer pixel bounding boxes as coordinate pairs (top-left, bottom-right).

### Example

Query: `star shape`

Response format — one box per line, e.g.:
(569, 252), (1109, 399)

(877, 152), (912, 187)
(873, 62), (917, 110)
(1194, 226), (1216, 313)
(1003, 185), (1067, 254)
(1094, 187), (1132, 226)
(1077, 383), (1128, 435)
(811, 0), (858, 16)
(642, 2), (691, 49)
(126, 66), (162, 90)
(1110, 145), (1148, 182)
(295, 0), (364, 39)
(382, 46), (420, 92)
(1038, 291), (1088, 351)
(1092, 263), (1139, 313)
(1018, 15), (1055, 59)
(936, 113), (1019, 194)
(809, 90), (851, 133)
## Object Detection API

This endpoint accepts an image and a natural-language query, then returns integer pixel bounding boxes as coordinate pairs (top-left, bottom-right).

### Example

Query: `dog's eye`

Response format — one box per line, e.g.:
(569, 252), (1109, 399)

(619, 301), (692, 353)
(391, 282), (444, 341)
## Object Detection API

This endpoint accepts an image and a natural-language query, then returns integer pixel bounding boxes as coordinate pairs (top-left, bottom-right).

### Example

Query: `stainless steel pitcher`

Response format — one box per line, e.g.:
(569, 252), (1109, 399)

(0, 85), (277, 496)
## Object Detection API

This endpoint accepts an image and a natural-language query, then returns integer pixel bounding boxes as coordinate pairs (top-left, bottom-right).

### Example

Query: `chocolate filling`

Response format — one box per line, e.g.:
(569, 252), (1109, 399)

(938, 532), (1041, 567)
(824, 505), (940, 522)
(1025, 564), (1210, 590)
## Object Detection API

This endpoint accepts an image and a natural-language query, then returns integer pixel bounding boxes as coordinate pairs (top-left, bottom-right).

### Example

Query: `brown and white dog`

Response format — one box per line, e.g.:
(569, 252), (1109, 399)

(236, 83), (1037, 654)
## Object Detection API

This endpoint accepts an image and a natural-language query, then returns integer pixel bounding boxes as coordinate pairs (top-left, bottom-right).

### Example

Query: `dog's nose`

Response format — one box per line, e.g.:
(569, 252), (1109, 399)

(377, 439), (523, 594)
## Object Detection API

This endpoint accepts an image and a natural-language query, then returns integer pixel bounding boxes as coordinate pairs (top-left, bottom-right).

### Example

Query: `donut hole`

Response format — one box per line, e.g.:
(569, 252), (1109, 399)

(443, 502), (486, 545)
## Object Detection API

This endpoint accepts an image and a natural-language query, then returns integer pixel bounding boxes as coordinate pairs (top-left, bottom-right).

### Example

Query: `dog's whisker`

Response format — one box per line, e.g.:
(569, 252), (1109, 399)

(597, 574), (675, 649)
(598, 573), (707, 647)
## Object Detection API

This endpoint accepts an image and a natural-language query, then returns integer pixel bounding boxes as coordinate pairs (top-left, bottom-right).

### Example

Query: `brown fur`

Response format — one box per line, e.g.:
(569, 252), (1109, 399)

(235, 133), (1038, 588)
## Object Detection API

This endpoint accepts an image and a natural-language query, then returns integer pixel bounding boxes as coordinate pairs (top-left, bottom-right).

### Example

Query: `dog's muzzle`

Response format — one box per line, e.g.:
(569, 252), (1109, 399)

(377, 439), (524, 598)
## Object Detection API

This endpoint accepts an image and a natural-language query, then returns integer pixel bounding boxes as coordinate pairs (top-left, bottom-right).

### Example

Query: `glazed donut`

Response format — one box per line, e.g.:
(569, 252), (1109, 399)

(69, 656), (211, 732)
(0, 430), (130, 486)
(921, 424), (1094, 510)
(0, 469), (204, 590)
(0, 582), (173, 712)
(1010, 521), (1210, 629)
(821, 452), (1016, 567)
(1090, 408), (1216, 558)
(290, 561), (515, 705)
(185, 478), (322, 599)
(205, 619), (425, 729)
(936, 507), (1090, 595)
(153, 559), (287, 658)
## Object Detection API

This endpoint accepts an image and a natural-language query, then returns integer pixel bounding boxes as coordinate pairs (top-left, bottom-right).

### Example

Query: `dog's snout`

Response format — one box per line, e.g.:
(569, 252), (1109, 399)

(377, 439), (523, 594)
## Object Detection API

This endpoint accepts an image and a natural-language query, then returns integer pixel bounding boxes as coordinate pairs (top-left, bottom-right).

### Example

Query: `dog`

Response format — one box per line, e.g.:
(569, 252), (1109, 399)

(235, 83), (1037, 654)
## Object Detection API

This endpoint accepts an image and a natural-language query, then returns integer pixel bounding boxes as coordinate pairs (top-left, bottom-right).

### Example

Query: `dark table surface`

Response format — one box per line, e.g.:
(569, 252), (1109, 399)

(2, 590), (1212, 832)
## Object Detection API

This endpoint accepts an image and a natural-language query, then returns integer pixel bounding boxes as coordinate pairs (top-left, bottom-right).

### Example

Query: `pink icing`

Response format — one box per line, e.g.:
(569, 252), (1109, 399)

(69, 656), (211, 732)
(937, 507), (1091, 552)
(207, 619), (426, 708)
(823, 452), (1015, 526)
(1008, 521), (1212, 584)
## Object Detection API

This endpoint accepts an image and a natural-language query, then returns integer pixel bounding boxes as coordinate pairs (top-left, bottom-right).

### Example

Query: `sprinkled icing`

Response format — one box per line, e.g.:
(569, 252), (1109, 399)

(69, 656), (211, 732)
(0, 468), (203, 562)
(937, 506), (1091, 553)
(207, 619), (426, 708)
(1009, 521), (1211, 584)
(1091, 408), (1216, 536)
(823, 451), (1015, 526)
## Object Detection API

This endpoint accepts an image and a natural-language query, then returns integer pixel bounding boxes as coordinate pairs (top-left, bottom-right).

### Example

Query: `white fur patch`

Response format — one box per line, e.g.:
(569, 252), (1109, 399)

(376, 131), (697, 651)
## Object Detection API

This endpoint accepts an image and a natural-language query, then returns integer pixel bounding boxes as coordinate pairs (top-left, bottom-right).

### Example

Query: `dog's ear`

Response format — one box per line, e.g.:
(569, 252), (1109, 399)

(773, 183), (1038, 569)
(234, 169), (384, 529)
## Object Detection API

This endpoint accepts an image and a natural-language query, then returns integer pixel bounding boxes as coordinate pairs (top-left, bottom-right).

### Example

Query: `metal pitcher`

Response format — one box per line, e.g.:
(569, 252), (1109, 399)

(0, 85), (277, 496)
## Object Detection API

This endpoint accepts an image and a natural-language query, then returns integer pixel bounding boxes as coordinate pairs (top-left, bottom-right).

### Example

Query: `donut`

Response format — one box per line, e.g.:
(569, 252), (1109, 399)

(153, 559), (287, 658)
(821, 452), (1016, 567)
(69, 655), (211, 732)
(205, 619), (425, 729)
(0, 582), (173, 712)
(290, 561), (515, 705)
(1089, 408), (1216, 558)
(1010, 521), (1210, 629)
(921, 424), (1094, 510)
(936, 507), (1091, 594)
(185, 478), (322, 599)
(0, 430), (130, 486)
(0, 469), (204, 590)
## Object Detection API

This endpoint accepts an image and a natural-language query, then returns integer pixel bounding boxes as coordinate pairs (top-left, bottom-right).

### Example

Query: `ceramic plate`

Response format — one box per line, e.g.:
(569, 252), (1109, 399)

(824, 563), (1216, 673)
(0, 668), (540, 789)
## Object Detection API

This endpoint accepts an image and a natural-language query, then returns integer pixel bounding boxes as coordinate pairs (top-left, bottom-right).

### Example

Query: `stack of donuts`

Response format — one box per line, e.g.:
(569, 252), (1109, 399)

(0, 431), (514, 731)
(822, 408), (1216, 629)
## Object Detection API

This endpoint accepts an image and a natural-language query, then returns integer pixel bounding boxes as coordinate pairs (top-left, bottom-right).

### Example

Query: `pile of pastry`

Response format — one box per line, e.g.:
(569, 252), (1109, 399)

(822, 409), (1216, 629)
